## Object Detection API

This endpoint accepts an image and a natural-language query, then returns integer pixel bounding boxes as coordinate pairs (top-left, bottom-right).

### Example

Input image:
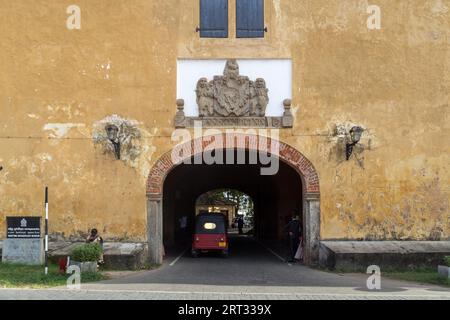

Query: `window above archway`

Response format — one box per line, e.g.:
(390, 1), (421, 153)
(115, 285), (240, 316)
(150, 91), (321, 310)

(198, 0), (266, 39)
(199, 0), (228, 38)
(236, 0), (265, 38)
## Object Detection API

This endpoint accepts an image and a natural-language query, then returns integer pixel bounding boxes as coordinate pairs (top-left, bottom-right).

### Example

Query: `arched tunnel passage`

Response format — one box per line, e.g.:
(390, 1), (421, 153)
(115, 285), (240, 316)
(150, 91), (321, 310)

(162, 151), (303, 258)
(147, 136), (321, 265)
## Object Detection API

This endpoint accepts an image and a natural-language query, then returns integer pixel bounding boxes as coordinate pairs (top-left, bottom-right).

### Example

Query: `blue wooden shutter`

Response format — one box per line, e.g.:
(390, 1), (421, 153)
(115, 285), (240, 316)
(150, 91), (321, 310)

(236, 0), (265, 38)
(200, 0), (228, 38)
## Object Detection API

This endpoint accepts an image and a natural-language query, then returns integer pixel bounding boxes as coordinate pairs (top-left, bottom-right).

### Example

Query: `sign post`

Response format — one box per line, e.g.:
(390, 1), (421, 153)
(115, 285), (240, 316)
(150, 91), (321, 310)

(2, 216), (44, 264)
(45, 187), (49, 275)
(6, 217), (41, 239)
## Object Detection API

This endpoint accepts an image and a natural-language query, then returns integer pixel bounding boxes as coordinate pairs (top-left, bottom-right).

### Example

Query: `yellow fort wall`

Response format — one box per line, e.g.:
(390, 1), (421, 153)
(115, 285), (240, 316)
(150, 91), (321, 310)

(0, 0), (449, 241)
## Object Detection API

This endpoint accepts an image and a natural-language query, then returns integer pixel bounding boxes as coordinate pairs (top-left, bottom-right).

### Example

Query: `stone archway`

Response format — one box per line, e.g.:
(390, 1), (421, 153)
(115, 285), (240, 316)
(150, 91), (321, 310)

(146, 133), (320, 265)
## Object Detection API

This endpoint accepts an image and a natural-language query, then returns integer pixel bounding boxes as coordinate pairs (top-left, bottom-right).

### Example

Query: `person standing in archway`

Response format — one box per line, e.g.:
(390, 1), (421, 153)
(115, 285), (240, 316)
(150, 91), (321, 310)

(237, 216), (244, 235)
(294, 222), (304, 262)
(285, 214), (301, 263)
(179, 215), (188, 245)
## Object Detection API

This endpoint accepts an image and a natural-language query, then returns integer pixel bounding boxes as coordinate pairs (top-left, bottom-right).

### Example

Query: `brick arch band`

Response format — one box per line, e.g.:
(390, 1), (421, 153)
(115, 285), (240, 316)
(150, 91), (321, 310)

(147, 134), (320, 197)
(146, 133), (321, 266)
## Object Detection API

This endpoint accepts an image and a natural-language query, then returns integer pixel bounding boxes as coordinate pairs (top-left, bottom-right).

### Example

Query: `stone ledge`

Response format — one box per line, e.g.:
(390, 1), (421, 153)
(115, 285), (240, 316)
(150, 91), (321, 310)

(180, 116), (292, 128)
(320, 241), (450, 271)
(47, 242), (147, 270)
(0, 241), (148, 270)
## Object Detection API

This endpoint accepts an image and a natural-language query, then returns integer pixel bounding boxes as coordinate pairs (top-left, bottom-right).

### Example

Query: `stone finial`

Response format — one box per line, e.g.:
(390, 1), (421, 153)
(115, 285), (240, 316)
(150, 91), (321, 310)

(283, 99), (292, 109)
(176, 99), (185, 109)
(282, 99), (293, 128)
(175, 99), (186, 128)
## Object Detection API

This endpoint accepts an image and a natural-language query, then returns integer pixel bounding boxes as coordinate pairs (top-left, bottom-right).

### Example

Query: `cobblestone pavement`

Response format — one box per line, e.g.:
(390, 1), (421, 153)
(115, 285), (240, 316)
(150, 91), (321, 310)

(0, 288), (449, 300)
(1, 236), (449, 300)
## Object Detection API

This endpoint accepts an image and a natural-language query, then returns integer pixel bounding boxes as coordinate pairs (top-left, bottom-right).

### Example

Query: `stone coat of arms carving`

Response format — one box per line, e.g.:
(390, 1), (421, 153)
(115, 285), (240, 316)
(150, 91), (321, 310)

(196, 59), (269, 117)
(175, 59), (293, 128)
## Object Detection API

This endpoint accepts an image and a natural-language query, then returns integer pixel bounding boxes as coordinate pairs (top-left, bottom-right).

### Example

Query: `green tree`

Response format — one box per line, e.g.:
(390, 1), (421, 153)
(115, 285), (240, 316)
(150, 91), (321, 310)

(207, 189), (254, 220)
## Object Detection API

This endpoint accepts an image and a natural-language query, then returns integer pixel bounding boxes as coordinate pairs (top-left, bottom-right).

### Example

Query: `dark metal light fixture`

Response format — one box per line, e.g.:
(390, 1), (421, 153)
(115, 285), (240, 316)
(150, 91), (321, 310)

(346, 126), (364, 160)
(105, 124), (121, 160)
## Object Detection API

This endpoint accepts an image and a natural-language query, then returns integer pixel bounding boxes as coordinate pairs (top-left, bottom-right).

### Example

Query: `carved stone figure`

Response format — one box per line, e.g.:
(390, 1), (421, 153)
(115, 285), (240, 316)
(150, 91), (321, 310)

(196, 59), (269, 118)
(223, 59), (240, 80)
(249, 78), (269, 116)
(196, 78), (214, 117)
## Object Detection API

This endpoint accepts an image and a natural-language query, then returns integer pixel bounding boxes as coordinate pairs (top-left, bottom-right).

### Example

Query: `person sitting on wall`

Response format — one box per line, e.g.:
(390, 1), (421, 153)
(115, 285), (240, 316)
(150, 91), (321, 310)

(86, 228), (104, 265)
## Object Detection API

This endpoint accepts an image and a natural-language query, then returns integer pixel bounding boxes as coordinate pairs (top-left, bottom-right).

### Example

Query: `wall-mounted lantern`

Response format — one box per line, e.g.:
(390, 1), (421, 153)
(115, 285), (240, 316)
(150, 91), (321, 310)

(346, 126), (364, 160)
(105, 124), (121, 160)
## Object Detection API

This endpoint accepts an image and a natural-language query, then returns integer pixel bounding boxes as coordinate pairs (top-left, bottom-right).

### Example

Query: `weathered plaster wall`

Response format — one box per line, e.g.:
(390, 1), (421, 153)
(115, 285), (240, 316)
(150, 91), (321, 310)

(0, 0), (449, 241)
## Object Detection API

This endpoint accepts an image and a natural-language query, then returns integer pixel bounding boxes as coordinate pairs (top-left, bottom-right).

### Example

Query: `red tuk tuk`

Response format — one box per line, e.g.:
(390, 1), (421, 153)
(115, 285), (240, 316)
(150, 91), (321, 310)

(191, 212), (228, 258)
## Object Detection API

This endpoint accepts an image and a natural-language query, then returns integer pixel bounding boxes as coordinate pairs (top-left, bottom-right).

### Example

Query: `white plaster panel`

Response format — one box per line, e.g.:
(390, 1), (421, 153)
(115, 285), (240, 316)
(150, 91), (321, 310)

(177, 59), (292, 117)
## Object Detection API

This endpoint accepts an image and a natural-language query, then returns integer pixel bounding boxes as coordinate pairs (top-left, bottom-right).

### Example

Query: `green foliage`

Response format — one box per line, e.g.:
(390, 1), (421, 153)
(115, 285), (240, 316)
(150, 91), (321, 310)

(207, 188), (254, 218)
(444, 256), (450, 267)
(0, 263), (106, 288)
(384, 269), (450, 287)
(72, 243), (102, 262)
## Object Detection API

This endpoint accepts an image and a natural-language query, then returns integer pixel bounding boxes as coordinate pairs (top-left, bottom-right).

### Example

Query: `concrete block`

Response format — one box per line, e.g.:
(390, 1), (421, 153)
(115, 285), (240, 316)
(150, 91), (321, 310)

(319, 241), (450, 271)
(49, 242), (148, 270)
(438, 265), (450, 279)
(2, 239), (44, 265)
(69, 261), (98, 273)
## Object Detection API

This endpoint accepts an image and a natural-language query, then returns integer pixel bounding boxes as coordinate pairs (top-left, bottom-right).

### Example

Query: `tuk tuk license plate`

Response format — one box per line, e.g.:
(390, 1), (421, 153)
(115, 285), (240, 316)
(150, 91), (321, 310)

(218, 242), (227, 247)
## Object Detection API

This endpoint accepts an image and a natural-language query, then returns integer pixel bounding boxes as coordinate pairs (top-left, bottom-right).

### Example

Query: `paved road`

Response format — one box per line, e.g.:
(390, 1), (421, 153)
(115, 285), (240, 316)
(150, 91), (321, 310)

(0, 236), (449, 300)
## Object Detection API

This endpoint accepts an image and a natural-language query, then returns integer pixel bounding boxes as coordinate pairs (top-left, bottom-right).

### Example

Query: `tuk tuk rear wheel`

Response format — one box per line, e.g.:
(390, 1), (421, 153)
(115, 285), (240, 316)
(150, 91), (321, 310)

(221, 250), (228, 258)
(191, 250), (199, 258)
